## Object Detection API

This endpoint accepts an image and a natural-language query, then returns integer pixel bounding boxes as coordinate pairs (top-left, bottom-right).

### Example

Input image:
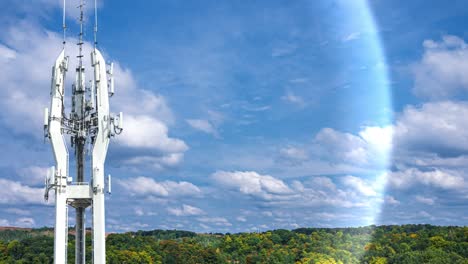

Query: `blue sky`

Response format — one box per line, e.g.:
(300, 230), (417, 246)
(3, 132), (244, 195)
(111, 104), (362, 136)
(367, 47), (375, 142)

(0, 0), (467, 232)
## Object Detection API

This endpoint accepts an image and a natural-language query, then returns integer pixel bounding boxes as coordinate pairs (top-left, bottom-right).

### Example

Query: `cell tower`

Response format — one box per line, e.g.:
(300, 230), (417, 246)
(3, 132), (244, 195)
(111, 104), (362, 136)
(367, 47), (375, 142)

(43, 0), (123, 263)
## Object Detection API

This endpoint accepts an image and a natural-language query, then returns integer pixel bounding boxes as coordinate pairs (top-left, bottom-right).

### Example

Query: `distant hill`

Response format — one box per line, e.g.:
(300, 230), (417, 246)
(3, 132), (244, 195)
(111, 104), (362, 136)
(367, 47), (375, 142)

(0, 224), (467, 263)
(0, 226), (32, 231)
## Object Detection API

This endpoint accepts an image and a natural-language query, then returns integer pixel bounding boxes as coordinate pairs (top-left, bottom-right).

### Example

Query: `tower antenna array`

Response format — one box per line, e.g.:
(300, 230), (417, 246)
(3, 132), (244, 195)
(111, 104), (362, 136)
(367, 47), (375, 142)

(43, 1), (123, 263)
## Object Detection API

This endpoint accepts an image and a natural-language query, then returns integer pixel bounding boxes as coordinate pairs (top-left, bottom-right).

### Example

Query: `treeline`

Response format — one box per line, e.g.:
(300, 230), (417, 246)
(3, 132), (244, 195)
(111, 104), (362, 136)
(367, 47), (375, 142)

(0, 224), (466, 263)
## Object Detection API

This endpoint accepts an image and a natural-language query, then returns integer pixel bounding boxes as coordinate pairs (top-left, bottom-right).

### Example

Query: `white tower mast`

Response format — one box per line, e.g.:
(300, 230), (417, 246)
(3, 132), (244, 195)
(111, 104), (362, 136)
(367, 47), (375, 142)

(44, 1), (123, 263)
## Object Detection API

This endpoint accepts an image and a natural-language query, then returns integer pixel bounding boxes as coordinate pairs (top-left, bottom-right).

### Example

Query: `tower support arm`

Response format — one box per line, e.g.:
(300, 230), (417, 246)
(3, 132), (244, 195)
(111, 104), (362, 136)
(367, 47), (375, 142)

(91, 49), (110, 264)
(48, 50), (69, 264)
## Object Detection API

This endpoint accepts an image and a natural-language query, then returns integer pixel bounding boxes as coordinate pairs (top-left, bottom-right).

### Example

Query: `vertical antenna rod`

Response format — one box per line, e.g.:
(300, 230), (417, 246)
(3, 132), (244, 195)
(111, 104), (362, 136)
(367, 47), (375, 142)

(78, 0), (84, 69)
(94, 0), (98, 48)
(62, 0), (66, 46)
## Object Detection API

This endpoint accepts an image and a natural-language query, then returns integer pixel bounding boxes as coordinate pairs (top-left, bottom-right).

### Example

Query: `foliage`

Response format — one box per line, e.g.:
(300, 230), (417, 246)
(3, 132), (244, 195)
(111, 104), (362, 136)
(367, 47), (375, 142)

(0, 225), (466, 263)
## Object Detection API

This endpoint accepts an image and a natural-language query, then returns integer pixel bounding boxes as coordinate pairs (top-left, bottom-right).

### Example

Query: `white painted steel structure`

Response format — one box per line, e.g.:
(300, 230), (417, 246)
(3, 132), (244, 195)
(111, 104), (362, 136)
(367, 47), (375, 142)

(44, 1), (122, 263)
(48, 49), (69, 264)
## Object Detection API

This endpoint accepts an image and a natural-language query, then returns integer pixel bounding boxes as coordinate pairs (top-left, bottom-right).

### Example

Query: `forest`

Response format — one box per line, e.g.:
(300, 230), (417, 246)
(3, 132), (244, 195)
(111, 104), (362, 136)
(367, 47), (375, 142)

(0, 224), (466, 263)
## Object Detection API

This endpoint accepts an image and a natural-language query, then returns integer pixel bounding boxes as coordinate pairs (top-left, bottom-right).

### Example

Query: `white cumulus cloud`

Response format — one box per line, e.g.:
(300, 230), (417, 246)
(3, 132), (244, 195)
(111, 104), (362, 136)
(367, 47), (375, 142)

(387, 168), (465, 191)
(394, 101), (468, 153)
(212, 171), (292, 200)
(342, 175), (378, 197)
(412, 35), (468, 99)
(117, 114), (187, 153)
(118, 176), (201, 197)
(167, 204), (205, 216)
(313, 126), (392, 166)
(0, 179), (44, 205)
